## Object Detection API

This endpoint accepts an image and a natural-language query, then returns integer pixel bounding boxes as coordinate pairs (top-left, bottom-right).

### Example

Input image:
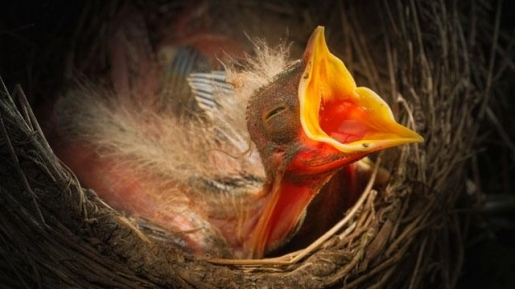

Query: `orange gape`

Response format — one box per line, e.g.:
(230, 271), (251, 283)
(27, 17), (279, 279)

(50, 20), (423, 259)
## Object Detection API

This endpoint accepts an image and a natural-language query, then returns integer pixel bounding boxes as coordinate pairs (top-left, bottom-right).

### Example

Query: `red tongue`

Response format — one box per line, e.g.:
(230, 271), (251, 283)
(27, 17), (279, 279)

(320, 99), (370, 143)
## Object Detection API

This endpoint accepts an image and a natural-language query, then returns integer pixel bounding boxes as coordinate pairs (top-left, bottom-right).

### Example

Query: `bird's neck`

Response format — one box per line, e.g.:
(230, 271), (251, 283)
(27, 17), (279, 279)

(243, 173), (333, 258)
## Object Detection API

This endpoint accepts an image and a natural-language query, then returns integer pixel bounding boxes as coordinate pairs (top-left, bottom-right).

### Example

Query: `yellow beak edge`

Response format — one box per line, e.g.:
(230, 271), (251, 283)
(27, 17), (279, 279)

(298, 26), (423, 153)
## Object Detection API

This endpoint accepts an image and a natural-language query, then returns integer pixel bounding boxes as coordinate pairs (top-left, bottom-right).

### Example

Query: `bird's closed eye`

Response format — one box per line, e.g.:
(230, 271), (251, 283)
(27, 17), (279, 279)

(261, 103), (298, 144)
(264, 105), (287, 122)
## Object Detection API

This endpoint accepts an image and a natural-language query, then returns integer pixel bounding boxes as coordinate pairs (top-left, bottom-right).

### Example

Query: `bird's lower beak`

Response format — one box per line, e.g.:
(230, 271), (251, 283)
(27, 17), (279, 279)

(299, 27), (423, 153)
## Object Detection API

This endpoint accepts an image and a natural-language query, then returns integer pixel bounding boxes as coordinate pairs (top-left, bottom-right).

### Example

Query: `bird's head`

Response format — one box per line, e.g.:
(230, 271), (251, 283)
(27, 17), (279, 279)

(245, 26), (423, 258)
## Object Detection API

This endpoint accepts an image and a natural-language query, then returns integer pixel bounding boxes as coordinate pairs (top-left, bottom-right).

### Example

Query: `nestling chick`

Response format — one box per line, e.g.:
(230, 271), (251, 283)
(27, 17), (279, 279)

(50, 24), (422, 258)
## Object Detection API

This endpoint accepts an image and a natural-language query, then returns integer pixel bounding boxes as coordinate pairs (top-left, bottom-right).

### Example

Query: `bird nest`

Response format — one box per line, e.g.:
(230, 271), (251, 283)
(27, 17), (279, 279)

(0, 0), (509, 288)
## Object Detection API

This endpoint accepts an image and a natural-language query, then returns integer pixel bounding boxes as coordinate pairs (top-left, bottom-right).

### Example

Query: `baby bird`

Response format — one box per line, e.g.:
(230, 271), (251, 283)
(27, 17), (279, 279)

(50, 22), (422, 259)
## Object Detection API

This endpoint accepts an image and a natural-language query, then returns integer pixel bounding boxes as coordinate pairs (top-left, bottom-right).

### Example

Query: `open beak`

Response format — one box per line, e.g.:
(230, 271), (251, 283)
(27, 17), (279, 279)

(247, 27), (423, 259)
(299, 26), (423, 154)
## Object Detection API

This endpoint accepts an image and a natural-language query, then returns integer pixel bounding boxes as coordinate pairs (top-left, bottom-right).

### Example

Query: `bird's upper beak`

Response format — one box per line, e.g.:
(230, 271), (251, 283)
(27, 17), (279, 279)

(299, 26), (423, 155)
